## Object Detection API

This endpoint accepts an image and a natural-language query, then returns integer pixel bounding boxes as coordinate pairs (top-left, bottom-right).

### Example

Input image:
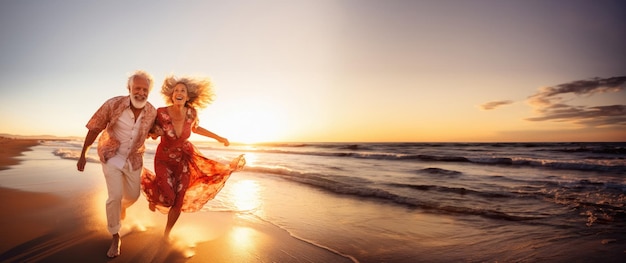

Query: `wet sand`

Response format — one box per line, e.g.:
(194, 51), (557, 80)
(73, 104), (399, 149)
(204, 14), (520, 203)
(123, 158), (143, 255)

(0, 136), (353, 263)
(0, 136), (39, 171)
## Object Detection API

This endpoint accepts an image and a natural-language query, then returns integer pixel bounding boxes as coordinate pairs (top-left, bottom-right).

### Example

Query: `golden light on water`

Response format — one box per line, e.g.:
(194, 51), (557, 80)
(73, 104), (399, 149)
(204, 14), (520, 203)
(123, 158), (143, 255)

(240, 152), (257, 166)
(230, 179), (261, 212)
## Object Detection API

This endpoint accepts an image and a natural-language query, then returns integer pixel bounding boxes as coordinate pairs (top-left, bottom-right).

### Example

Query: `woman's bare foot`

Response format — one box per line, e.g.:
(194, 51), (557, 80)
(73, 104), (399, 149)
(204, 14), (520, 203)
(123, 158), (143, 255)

(164, 229), (171, 240)
(107, 234), (121, 258)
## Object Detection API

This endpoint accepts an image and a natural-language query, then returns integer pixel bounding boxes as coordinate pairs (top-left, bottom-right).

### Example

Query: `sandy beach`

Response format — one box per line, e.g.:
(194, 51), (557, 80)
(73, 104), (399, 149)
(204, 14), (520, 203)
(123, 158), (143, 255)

(0, 137), (39, 171)
(0, 137), (353, 263)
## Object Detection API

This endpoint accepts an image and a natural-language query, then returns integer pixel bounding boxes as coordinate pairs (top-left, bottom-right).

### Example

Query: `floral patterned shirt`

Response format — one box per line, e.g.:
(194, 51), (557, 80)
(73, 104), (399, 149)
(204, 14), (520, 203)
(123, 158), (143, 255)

(86, 96), (157, 170)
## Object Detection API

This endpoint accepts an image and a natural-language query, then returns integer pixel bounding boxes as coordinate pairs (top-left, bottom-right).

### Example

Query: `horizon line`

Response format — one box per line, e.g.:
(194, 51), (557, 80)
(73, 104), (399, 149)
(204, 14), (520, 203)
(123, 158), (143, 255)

(1, 133), (624, 144)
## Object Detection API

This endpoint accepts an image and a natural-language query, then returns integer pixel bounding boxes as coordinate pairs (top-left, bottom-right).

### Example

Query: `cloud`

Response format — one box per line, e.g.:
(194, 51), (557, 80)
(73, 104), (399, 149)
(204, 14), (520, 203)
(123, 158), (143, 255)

(525, 76), (626, 127)
(480, 100), (514, 110)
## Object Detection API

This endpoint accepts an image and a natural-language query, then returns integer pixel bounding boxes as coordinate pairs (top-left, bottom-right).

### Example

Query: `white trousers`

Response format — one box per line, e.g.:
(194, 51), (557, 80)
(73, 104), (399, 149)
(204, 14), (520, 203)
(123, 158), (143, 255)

(101, 161), (142, 235)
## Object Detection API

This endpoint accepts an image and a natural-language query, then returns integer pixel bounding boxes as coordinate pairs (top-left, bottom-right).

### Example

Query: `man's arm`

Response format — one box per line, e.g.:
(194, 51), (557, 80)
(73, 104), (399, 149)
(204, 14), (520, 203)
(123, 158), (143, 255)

(77, 129), (101, 172)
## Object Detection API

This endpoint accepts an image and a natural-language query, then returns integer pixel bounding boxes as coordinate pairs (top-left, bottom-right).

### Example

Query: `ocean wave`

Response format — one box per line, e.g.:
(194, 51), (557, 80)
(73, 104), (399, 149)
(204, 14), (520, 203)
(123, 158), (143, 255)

(245, 163), (625, 224)
(41, 140), (81, 146)
(549, 146), (626, 154)
(244, 165), (544, 221)
(234, 146), (625, 172)
(417, 167), (462, 176)
(52, 149), (99, 163)
(387, 183), (512, 199)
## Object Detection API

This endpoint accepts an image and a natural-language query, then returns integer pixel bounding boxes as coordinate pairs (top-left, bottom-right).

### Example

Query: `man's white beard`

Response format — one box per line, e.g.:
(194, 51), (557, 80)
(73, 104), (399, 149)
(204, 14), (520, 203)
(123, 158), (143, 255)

(130, 95), (147, 109)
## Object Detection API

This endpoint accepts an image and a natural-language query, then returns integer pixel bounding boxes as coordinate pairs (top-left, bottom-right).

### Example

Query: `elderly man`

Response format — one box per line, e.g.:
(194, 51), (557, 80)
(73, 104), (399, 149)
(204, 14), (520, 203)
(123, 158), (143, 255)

(77, 70), (157, 258)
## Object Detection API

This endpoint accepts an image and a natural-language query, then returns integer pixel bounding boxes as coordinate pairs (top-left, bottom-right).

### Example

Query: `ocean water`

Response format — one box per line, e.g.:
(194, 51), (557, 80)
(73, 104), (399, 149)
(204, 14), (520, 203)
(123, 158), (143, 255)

(51, 141), (625, 262)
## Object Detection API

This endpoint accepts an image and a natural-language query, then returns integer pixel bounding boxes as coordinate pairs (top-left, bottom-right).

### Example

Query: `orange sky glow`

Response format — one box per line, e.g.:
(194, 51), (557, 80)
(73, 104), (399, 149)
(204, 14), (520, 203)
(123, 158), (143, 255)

(1, 1), (625, 143)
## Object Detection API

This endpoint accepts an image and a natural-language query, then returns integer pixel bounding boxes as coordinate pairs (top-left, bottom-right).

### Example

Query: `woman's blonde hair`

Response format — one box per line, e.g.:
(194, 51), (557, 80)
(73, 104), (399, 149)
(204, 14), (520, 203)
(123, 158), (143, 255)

(161, 75), (215, 109)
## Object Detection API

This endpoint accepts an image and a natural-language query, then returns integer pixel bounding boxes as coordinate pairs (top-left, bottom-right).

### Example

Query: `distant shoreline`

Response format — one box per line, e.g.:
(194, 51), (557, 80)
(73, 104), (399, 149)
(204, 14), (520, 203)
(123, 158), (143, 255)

(0, 136), (41, 171)
(0, 133), (79, 141)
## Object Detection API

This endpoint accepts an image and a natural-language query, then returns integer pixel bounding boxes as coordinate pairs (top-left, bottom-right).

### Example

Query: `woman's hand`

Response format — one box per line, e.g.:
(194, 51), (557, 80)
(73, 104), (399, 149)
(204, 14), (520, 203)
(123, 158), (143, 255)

(149, 125), (164, 140)
(220, 137), (230, 146)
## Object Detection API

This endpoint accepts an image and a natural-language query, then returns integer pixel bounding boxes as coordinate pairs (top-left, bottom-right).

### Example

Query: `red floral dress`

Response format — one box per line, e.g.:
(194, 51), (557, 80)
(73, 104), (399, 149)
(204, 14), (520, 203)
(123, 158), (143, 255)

(141, 107), (245, 213)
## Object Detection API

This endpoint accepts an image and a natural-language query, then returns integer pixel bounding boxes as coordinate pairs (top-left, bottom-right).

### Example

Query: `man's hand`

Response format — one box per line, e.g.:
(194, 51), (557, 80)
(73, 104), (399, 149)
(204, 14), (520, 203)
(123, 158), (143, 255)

(149, 125), (163, 140)
(77, 156), (86, 172)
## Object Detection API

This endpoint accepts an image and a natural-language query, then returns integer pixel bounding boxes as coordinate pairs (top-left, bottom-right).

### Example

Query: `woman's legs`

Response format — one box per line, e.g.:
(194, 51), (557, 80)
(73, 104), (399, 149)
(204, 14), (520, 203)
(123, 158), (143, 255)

(164, 187), (186, 238)
(163, 161), (189, 239)
(164, 204), (182, 238)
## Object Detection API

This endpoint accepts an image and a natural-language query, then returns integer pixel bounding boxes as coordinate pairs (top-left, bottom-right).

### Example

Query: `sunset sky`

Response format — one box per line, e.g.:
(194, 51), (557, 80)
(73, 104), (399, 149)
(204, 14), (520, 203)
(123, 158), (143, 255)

(1, 0), (624, 143)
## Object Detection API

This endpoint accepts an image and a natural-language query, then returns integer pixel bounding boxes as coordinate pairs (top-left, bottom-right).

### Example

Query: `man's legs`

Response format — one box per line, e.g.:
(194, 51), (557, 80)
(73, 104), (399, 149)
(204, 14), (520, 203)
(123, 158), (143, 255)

(101, 162), (142, 257)
(103, 162), (124, 235)
(121, 165), (142, 219)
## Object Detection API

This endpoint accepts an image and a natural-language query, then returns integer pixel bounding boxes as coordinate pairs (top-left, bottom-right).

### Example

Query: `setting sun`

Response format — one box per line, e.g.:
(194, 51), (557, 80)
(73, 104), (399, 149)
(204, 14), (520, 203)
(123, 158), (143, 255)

(205, 96), (290, 143)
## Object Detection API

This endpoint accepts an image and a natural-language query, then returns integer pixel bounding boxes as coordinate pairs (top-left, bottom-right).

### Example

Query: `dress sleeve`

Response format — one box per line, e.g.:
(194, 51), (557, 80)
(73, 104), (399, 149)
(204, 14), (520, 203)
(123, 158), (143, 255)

(190, 107), (199, 130)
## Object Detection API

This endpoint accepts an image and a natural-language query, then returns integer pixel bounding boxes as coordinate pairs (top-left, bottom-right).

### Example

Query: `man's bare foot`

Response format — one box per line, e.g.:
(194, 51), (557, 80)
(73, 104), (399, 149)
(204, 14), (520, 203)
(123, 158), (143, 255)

(107, 234), (121, 258)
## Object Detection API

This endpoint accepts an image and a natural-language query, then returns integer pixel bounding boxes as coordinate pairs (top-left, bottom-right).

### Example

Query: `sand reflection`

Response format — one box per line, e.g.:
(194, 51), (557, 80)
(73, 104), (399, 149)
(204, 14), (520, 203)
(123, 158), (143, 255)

(230, 179), (262, 212)
(229, 226), (255, 250)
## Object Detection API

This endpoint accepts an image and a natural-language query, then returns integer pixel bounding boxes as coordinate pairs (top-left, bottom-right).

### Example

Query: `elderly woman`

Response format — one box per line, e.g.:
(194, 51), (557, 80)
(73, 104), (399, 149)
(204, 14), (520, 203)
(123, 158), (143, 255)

(141, 75), (245, 238)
